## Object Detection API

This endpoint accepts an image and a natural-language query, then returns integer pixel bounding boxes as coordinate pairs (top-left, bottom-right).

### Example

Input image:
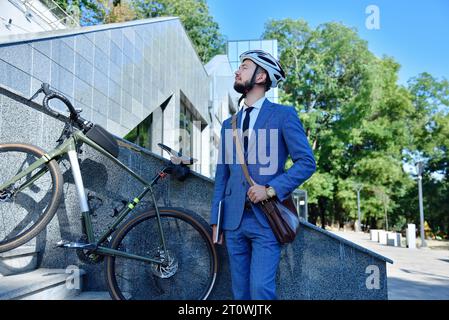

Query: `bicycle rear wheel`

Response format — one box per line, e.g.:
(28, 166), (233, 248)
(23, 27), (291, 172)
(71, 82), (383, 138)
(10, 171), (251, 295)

(0, 143), (63, 252)
(105, 207), (218, 300)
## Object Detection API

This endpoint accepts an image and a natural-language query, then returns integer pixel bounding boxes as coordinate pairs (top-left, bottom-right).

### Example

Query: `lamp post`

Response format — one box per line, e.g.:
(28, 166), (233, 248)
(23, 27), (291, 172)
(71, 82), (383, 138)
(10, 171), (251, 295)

(383, 194), (389, 232)
(416, 161), (427, 248)
(373, 187), (389, 232)
(354, 183), (363, 232)
(292, 189), (308, 221)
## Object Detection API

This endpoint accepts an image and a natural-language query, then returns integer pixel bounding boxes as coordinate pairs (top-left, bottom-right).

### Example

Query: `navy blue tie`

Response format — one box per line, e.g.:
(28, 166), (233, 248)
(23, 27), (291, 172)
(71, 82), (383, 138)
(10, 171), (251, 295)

(242, 106), (254, 156)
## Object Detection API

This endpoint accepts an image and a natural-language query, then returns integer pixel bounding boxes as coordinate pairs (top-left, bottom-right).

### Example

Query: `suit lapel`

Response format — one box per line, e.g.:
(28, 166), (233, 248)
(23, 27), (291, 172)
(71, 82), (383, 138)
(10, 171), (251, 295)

(247, 99), (275, 154)
(236, 107), (243, 130)
(230, 108), (244, 164)
(235, 107), (244, 145)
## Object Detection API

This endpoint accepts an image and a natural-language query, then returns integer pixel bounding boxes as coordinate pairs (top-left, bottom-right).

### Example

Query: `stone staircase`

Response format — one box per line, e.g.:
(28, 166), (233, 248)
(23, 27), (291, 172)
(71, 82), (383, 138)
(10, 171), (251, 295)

(0, 246), (110, 300)
(0, 246), (38, 276)
(69, 291), (112, 300)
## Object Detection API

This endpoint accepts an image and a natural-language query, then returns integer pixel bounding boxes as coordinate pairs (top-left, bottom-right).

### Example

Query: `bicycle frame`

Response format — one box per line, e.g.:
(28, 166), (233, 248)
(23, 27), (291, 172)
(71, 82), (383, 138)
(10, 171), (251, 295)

(0, 129), (169, 265)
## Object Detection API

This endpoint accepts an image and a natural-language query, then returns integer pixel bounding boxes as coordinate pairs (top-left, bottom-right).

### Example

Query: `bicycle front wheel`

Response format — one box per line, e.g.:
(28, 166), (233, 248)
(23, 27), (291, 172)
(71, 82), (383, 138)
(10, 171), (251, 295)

(0, 143), (63, 252)
(105, 207), (218, 300)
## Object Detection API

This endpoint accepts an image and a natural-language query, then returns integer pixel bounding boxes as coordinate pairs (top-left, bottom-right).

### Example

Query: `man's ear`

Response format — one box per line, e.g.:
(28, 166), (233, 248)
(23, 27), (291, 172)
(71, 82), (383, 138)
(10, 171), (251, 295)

(255, 70), (267, 85)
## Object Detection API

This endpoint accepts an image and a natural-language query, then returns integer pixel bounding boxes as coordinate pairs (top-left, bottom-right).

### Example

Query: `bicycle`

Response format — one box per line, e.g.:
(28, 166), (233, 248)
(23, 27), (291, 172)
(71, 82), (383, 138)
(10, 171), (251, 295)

(0, 83), (218, 300)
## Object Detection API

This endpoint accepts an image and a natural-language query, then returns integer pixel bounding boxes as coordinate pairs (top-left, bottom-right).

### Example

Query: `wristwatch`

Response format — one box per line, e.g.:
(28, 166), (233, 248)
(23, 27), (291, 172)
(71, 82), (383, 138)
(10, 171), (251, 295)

(265, 184), (276, 198)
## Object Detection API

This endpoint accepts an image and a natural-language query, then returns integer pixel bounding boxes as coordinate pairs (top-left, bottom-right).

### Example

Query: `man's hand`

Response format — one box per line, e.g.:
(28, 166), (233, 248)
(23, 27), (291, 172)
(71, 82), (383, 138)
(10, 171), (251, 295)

(212, 224), (223, 245)
(247, 183), (269, 203)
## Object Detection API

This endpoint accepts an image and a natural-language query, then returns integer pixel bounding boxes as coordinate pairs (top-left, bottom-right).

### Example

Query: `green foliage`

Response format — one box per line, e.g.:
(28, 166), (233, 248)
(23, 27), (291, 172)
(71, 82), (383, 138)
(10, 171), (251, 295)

(405, 73), (449, 234)
(302, 171), (335, 205)
(53, 0), (69, 11)
(265, 19), (449, 233)
(54, 0), (106, 25)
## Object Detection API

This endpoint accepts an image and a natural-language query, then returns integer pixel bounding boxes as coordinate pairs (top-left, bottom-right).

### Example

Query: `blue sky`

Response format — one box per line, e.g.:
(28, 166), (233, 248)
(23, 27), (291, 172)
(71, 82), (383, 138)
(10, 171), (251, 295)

(207, 0), (449, 85)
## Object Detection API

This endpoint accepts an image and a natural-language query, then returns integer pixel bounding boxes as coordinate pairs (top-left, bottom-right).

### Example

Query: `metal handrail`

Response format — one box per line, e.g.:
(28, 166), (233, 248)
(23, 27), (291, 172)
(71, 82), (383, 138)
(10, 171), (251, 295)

(15, 0), (79, 30)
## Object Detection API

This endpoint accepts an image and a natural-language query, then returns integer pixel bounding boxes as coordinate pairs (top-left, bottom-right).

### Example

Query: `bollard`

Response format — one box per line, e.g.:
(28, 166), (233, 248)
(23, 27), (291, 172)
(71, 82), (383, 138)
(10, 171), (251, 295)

(378, 230), (388, 245)
(387, 232), (402, 247)
(370, 229), (380, 242)
(406, 224), (416, 249)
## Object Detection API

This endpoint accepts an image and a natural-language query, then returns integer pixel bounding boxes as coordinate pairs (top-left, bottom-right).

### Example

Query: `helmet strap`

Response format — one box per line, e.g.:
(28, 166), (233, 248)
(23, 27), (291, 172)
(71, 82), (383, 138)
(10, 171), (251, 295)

(238, 93), (246, 106)
(238, 65), (260, 106)
(248, 65), (260, 91)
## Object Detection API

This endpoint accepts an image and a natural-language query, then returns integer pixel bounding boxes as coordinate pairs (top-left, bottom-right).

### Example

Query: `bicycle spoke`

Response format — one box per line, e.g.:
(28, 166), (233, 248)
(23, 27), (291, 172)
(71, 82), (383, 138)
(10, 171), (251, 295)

(0, 147), (60, 249)
(106, 210), (216, 300)
(115, 272), (133, 283)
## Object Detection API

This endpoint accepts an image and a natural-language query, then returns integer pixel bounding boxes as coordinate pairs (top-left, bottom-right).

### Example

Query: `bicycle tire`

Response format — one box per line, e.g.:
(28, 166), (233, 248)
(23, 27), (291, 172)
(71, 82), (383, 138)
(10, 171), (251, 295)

(0, 143), (63, 252)
(105, 207), (218, 300)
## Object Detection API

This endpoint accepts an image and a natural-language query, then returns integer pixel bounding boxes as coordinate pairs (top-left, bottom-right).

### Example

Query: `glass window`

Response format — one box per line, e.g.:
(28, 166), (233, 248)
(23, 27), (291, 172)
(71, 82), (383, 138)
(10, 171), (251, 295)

(179, 101), (194, 157)
(124, 113), (153, 150)
(249, 40), (261, 50)
(179, 103), (186, 155)
(186, 109), (193, 157)
(227, 41), (238, 63)
(237, 41), (249, 57)
(231, 62), (239, 73)
(273, 41), (278, 59)
(261, 40), (273, 55)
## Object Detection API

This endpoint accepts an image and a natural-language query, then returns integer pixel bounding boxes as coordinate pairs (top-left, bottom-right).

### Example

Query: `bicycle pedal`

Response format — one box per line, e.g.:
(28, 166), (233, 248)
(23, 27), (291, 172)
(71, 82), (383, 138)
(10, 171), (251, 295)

(55, 240), (96, 250)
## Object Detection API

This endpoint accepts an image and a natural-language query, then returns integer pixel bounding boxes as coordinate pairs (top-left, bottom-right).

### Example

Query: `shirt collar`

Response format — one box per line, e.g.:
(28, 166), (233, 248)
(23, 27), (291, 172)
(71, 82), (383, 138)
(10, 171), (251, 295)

(243, 96), (266, 111)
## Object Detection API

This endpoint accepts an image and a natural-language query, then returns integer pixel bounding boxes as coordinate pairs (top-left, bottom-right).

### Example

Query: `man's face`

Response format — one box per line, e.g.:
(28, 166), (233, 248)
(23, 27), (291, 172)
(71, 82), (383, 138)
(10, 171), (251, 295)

(234, 59), (258, 94)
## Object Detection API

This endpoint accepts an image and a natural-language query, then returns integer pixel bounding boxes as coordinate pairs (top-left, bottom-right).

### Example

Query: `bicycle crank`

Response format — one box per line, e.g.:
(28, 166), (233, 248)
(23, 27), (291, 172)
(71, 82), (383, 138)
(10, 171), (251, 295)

(150, 250), (178, 279)
(75, 235), (104, 264)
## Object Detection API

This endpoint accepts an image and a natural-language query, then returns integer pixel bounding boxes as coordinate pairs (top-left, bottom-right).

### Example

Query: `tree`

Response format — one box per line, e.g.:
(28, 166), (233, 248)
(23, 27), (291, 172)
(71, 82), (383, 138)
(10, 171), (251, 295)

(263, 19), (419, 231)
(103, 1), (137, 23)
(405, 73), (449, 236)
(54, 0), (107, 25)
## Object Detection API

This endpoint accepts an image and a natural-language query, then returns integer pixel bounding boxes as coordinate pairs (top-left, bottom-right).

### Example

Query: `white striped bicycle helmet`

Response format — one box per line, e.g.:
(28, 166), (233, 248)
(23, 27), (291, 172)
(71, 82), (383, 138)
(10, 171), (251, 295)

(239, 49), (286, 88)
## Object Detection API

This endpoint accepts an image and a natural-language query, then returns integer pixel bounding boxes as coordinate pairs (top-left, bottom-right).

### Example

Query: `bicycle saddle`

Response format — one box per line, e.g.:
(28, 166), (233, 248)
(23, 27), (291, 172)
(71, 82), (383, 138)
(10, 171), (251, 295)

(158, 143), (197, 165)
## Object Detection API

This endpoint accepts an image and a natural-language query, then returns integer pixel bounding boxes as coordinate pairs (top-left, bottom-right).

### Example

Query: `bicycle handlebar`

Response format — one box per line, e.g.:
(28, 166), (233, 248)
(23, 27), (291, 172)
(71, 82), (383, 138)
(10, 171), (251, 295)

(42, 91), (78, 119)
(30, 83), (92, 131)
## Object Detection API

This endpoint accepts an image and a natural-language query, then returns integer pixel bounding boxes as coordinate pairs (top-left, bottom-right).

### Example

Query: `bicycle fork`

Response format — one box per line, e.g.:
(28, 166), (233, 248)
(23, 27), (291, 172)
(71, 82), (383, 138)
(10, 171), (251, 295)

(66, 150), (94, 243)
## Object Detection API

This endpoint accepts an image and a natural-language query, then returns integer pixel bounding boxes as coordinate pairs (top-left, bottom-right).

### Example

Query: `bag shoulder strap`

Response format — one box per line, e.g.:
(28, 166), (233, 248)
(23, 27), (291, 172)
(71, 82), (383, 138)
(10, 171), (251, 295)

(231, 114), (254, 187)
(231, 115), (298, 215)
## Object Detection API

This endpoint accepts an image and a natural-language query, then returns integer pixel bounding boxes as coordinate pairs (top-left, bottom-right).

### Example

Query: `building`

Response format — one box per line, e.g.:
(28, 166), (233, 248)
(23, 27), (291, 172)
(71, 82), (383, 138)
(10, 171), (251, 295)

(204, 54), (238, 178)
(0, 17), (211, 174)
(0, 0), (78, 35)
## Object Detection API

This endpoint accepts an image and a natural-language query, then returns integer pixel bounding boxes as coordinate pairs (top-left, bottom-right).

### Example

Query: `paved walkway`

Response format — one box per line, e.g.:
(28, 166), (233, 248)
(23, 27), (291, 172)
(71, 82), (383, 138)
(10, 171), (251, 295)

(330, 230), (449, 300)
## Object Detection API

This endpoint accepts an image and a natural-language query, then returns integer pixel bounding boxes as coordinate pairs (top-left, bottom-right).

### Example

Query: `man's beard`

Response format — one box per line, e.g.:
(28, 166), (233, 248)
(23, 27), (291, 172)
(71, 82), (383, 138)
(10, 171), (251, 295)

(234, 80), (253, 94)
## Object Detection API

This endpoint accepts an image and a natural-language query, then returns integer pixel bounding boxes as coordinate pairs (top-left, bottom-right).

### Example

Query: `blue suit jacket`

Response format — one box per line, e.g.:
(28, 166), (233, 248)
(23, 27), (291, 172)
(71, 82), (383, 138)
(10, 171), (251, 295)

(210, 99), (316, 230)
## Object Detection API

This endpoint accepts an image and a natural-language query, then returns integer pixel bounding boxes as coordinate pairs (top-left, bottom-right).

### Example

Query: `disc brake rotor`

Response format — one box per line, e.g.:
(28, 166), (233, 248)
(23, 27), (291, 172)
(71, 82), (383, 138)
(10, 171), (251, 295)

(150, 250), (178, 279)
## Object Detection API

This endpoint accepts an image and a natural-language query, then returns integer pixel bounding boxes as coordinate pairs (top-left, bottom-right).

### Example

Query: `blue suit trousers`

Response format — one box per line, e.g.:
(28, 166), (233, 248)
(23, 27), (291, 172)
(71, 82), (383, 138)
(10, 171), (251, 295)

(224, 207), (281, 300)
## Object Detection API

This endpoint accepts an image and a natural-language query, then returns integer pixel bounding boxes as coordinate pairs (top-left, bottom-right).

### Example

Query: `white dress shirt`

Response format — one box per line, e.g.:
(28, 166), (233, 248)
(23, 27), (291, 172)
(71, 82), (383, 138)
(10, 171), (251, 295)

(240, 97), (266, 140)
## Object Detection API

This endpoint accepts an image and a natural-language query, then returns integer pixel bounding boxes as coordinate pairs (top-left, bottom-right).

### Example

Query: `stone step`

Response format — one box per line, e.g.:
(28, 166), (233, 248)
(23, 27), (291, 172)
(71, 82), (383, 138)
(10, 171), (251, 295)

(0, 268), (85, 300)
(0, 246), (38, 276)
(68, 291), (112, 300)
